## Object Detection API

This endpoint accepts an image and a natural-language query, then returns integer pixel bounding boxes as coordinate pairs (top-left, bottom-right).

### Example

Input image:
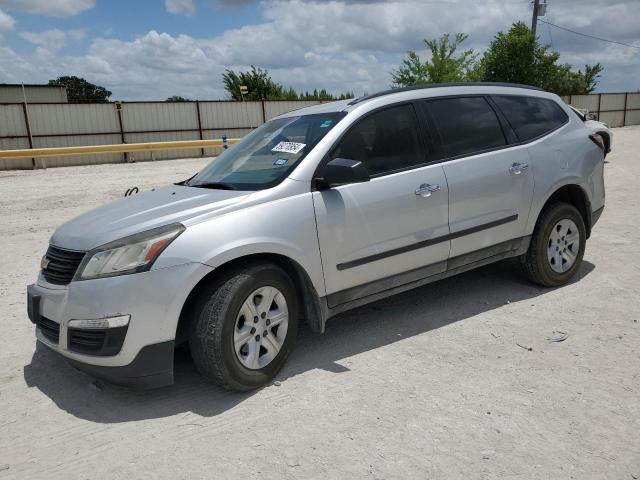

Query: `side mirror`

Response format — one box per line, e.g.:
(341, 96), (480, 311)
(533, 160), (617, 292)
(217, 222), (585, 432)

(585, 112), (596, 121)
(317, 158), (370, 188)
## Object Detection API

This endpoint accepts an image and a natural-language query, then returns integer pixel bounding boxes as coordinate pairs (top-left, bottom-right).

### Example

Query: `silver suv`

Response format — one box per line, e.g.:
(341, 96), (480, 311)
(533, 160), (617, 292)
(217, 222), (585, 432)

(27, 83), (606, 391)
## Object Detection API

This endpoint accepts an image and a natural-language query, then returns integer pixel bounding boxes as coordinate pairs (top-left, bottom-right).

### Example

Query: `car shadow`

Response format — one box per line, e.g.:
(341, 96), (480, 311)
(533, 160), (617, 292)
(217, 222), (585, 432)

(23, 260), (595, 423)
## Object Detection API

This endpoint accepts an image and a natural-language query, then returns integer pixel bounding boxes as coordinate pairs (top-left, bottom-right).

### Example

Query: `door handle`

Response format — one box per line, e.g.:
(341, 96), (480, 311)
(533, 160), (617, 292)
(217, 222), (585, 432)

(509, 162), (529, 175)
(415, 183), (441, 198)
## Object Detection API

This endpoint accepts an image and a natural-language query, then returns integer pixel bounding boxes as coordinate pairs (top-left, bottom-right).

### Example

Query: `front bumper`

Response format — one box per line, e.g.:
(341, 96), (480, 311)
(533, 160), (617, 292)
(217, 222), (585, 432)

(66, 340), (175, 389)
(27, 261), (213, 388)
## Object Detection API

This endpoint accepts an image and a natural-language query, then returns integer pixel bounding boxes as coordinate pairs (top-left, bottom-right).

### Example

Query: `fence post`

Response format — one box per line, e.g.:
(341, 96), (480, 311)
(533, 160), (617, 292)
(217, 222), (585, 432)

(195, 101), (205, 157)
(21, 102), (37, 169)
(116, 105), (128, 162)
(597, 93), (602, 121)
(623, 92), (628, 126)
(568, 94), (572, 106)
(261, 100), (267, 124)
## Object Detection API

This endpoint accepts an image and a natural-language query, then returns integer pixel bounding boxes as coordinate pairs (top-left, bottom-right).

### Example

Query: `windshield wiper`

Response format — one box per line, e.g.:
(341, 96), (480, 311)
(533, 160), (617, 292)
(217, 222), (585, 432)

(175, 174), (196, 186)
(188, 181), (237, 190)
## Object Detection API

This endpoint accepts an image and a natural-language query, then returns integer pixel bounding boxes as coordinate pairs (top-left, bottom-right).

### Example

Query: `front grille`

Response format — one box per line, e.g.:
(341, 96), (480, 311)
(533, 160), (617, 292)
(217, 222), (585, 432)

(68, 326), (128, 356)
(68, 329), (105, 354)
(42, 245), (86, 285)
(37, 316), (60, 344)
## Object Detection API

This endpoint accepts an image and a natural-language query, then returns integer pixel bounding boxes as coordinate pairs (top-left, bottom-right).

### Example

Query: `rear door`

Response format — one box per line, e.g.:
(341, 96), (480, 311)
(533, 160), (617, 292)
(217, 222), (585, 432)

(312, 103), (450, 306)
(422, 96), (534, 259)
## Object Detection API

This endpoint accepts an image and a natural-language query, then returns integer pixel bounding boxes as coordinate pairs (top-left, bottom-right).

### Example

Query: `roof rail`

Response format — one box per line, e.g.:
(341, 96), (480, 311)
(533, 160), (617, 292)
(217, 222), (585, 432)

(347, 82), (545, 106)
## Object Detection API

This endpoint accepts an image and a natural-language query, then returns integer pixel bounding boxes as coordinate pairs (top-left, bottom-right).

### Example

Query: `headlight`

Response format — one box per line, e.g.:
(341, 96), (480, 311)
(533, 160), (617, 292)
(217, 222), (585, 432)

(74, 223), (185, 281)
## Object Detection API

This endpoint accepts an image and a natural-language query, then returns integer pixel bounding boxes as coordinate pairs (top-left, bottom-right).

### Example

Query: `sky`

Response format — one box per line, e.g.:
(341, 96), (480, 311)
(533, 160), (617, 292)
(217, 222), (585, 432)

(0, 0), (638, 100)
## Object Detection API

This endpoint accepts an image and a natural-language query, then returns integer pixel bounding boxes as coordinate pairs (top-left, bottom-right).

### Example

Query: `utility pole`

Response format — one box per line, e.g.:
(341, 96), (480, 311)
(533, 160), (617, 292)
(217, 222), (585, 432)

(531, 0), (540, 38)
(531, 0), (547, 38)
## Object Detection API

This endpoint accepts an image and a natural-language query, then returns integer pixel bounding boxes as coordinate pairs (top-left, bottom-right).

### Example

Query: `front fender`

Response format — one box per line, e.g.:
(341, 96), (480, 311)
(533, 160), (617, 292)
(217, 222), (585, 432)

(156, 192), (327, 297)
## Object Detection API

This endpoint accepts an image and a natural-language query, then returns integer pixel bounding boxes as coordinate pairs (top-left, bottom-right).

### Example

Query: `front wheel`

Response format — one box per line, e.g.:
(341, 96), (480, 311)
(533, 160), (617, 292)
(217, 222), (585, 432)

(521, 202), (586, 287)
(189, 262), (298, 391)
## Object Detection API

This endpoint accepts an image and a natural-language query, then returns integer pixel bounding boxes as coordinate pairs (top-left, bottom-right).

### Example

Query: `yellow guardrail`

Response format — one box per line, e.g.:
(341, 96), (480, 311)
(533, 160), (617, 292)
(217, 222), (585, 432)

(0, 138), (241, 160)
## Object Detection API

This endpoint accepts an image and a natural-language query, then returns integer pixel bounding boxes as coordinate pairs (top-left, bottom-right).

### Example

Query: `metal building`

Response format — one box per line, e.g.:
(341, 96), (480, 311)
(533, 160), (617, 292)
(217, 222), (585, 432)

(0, 84), (68, 103)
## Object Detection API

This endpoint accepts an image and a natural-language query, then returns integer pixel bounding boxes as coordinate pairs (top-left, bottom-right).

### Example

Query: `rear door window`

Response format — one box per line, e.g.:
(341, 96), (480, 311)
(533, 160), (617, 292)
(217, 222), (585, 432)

(491, 95), (569, 142)
(424, 97), (506, 159)
(330, 104), (425, 176)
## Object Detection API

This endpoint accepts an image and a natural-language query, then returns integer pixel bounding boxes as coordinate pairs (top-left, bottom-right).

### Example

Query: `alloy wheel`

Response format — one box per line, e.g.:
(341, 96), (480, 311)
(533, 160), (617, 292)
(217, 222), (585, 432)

(233, 286), (289, 370)
(547, 218), (580, 273)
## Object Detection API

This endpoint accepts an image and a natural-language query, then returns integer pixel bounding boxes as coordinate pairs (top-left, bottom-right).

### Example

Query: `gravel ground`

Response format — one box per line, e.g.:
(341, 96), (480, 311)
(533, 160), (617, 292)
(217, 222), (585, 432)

(0, 127), (639, 480)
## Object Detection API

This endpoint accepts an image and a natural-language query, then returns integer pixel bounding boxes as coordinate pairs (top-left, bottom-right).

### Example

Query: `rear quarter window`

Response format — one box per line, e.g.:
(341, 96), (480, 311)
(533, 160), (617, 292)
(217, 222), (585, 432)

(491, 95), (569, 142)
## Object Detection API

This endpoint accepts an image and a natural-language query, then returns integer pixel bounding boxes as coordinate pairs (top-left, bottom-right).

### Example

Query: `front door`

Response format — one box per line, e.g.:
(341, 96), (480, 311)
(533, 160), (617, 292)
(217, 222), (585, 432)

(312, 103), (450, 307)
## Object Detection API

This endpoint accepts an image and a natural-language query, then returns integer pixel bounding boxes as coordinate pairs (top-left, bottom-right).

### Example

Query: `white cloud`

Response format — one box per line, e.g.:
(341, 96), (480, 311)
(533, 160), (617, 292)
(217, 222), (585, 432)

(0, 0), (94, 17)
(20, 28), (86, 52)
(20, 29), (67, 48)
(165, 0), (195, 16)
(0, 0), (638, 98)
(0, 6), (15, 30)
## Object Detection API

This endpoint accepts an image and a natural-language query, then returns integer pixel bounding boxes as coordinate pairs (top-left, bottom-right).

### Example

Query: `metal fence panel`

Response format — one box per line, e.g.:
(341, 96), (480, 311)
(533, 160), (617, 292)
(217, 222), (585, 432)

(0, 104), (28, 137)
(626, 93), (640, 110)
(568, 94), (600, 113)
(200, 101), (263, 129)
(0, 137), (31, 170)
(32, 134), (123, 168)
(626, 109), (640, 126)
(600, 93), (626, 112)
(124, 130), (202, 161)
(27, 103), (119, 136)
(123, 102), (199, 132)
(599, 111), (625, 128)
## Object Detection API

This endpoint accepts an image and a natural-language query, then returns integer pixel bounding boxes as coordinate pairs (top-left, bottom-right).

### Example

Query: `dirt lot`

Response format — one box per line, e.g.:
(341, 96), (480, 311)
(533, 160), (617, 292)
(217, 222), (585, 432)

(0, 127), (639, 479)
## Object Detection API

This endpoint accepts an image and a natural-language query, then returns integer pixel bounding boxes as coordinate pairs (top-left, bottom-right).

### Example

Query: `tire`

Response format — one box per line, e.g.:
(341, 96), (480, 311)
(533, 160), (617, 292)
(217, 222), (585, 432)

(521, 202), (586, 287)
(188, 262), (298, 391)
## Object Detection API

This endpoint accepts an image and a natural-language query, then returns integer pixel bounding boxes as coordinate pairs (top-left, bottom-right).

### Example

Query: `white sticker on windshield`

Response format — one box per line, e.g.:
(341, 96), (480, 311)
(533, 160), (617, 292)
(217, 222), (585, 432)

(272, 141), (306, 154)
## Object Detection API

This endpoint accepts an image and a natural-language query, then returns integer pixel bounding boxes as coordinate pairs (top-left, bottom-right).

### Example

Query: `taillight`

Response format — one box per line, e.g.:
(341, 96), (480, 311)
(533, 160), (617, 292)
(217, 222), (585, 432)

(589, 133), (605, 151)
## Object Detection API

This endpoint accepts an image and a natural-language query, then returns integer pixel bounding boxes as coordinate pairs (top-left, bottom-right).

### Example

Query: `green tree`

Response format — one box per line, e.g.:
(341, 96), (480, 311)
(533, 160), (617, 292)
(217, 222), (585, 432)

(391, 33), (478, 87)
(298, 88), (354, 100)
(579, 63), (604, 93)
(337, 91), (355, 100)
(222, 66), (285, 100)
(47, 76), (112, 103)
(477, 22), (603, 95)
(165, 95), (191, 102)
(222, 66), (354, 101)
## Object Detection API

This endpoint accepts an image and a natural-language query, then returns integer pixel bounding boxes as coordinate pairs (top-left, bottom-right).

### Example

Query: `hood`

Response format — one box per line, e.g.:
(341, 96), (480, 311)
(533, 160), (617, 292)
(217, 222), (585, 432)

(50, 185), (250, 251)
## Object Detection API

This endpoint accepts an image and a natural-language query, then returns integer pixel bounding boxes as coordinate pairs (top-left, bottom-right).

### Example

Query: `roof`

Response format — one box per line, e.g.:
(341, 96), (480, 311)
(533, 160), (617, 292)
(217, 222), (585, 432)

(276, 82), (549, 119)
(347, 82), (544, 106)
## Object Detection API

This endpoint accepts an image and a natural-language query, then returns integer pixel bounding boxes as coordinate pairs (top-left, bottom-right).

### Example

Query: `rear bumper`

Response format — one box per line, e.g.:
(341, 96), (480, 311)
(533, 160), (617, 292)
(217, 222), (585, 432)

(592, 206), (604, 227)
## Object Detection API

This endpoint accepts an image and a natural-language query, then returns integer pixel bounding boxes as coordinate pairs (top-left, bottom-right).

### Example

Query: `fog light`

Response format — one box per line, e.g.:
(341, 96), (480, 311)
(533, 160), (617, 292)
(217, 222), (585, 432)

(67, 315), (130, 329)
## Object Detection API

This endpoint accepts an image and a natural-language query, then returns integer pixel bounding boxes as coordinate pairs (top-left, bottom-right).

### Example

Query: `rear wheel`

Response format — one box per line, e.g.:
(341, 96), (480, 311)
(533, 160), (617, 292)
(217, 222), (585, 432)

(521, 202), (586, 287)
(189, 262), (298, 391)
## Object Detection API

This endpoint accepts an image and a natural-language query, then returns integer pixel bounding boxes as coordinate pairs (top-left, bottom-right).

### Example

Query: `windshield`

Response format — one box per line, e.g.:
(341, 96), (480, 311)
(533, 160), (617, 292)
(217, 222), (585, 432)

(188, 112), (346, 190)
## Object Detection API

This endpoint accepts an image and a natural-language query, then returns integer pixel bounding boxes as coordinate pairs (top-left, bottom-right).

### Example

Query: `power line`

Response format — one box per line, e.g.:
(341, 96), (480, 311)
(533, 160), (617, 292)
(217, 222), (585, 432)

(539, 19), (640, 49)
